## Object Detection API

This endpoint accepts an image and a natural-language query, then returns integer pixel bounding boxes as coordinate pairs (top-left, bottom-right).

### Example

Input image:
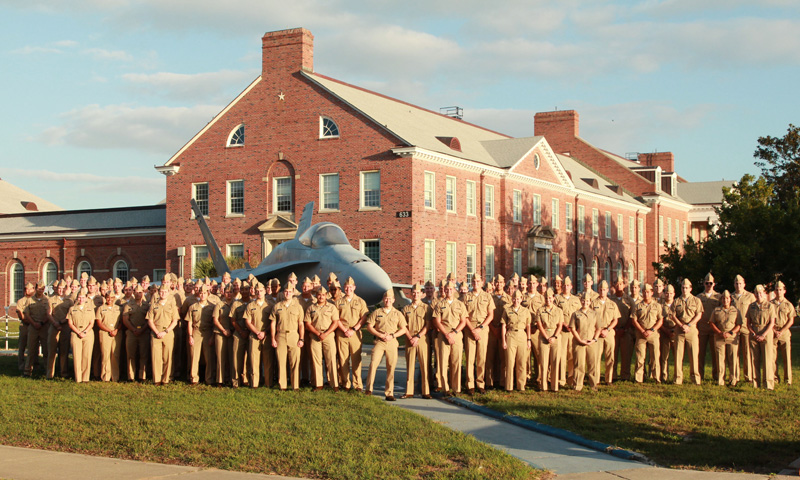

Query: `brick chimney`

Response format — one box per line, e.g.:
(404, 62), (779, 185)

(638, 152), (674, 172)
(534, 110), (579, 138)
(262, 28), (314, 76)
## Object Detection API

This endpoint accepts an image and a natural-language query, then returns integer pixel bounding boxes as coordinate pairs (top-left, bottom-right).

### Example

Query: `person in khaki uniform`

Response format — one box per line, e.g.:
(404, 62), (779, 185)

(402, 283), (432, 399)
(696, 273), (721, 381)
(270, 287), (305, 390)
(24, 281), (52, 377)
(771, 281), (794, 385)
(67, 288), (95, 383)
(335, 277), (369, 391)
(731, 275), (756, 383)
(631, 284), (663, 383)
(365, 290), (407, 400)
(501, 290), (532, 392)
(485, 275), (509, 390)
(244, 282), (275, 388)
(536, 288), (564, 392)
(147, 285), (180, 385)
(462, 275), (495, 394)
(433, 281), (469, 395)
(122, 285), (150, 382)
(569, 292), (600, 391)
(746, 285), (775, 390)
(709, 290), (742, 386)
(212, 286), (235, 386)
(16, 282), (35, 373)
(304, 286), (340, 391)
(47, 281), (73, 379)
(612, 277), (636, 382)
(659, 285), (678, 383)
(187, 285), (217, 385)
(555, 276), (580, 388)
(591, 281), (620, 385)
(297, 277), (316, 387)
(230, 282), (252, 387)
(96, 291), (124, 382)
(673, 278), (703, 385)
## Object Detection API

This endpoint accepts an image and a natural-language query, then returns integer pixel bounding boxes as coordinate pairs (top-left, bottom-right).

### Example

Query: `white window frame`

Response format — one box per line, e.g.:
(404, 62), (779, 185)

(319, 116), (340, 139)
(113, 260), (129, 282)
(192, 182), (209, 218)
(667, 217), (672, 245)
(578, 205), (585, 234)
(226, 243), (244, 258)
(659, 215), (664, 243)
(485, 246), (495, 282)
(273, 176), (293, 214)
(576, 258), (584, 292)
(319, 173), (340, 212)
(565, 202), (573, 233)
(43, 261), (58, 286)
(675, 219), (680, 245)
(603, 260), (610, 284)
(424, 239), (436, 284)
(683, 222), (687, 245)
(226, 123), (244, 147)
(565, 263), (572, 283)
(552, 253), (560, 278)
(638, 218), (644, 244)
(513, 189), (522, 223)
(360, 171), (381, 210)
(628, 262), (635, 284)
(192, 245), (209, 276)
(446, 241), (457, 278)
(605, 211), (611, 239)
(153, 269), (166, 283)
(446, 176), (457, 213)
(484, 184), (495, 219)
(552, 198), (559, 229)
(629, 216), (635, 243)
(465, 244), (476, 284)
(533, 194), (542, 226)
(360, 239), (380, 266)
(591, 259), (598, 287)
(513, 248), (522, 277)
(424, 171), (435, 209)
(592, 208), (599, 237)
(10, 262), (24, 304)
(226, 179), (244, 217)
(617, 214), (623, 240)
(466, 180), (476, 216)
(77, 260), (92, 279)
(616, 261), (623, 283)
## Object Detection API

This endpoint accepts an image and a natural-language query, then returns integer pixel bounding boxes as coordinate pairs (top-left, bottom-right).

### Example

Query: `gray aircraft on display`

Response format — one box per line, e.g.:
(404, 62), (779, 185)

(191, 199), (394, 305)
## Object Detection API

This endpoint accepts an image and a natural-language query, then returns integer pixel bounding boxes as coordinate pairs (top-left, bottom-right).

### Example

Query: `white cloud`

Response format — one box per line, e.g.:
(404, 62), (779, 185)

(0, 167), (163, 197)
(83, 47), (133, 61)
(122, 69), (258, 102)
(33, 103), (223, 155)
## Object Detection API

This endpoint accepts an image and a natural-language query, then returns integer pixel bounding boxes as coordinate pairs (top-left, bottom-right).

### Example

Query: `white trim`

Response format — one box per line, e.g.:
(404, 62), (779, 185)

(360, 239), (380, 265)
(319, 173), (340, 212)
(226, 123), (245, 147)
(445, 175), (457, 213)
(642, 193), (693, 212)
(424, 239), (436, 284)
(445, 241), (457, 278)
(226, 243), (244, 258)
(423, 171), (436, 210)
(465, 180), (476, 216)
(164, 76), (262, 166)
(226, 179), (245, 217)
(319, 116), (341, 139)
(506, 137), (574, 189)
(273, 176), (293, 214)
(359, 170), (381, 210)
(0, 228), (166, 241)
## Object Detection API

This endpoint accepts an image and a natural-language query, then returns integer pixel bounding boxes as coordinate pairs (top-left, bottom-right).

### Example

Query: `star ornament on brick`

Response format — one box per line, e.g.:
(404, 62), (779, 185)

(278, 91), (285, 101)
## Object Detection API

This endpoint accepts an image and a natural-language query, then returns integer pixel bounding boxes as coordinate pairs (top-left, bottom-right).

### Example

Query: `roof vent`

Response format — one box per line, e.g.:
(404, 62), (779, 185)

(607, 185), (623, 196)
(439, 106), (463, 119)
(626, 152), (640, 162)
(436, 136), (462, 152)
(582, 178), (599, 189)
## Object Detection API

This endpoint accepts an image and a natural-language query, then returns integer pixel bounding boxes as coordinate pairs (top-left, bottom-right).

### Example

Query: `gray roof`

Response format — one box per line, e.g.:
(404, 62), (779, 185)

(677, 180), (735, 205)
(481, 136), (543, 168)
(0, 205), (166, 237)
(0, 179), (62, 214)
(556, 154), (642, 206)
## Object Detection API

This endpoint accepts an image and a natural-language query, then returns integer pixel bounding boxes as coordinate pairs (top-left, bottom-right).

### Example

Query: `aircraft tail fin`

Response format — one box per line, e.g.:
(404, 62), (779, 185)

(295, 201), (315, 240)
(190, 198), (231, 277)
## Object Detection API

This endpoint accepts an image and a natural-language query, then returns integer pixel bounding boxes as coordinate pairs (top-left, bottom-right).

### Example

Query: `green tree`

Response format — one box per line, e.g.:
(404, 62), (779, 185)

(754, 124), (800, 204)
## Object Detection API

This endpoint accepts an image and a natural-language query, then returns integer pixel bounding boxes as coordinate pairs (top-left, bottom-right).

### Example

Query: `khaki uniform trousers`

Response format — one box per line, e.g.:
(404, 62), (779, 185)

(214, 333), (232, 385)
(572, 342), (598, 391)
(405, 337), (429, 396)
(126, 331), (150, 381)
(46, 325), (71, 379)
(615, 328), (635, 381)
(739, 331), (754, 382)
(189, 329), (216, 384)
(674, 325), (701, 385)
(437, 331), (464, 393)
(697, 323), (717, 381)
(18, 322), (29, 371)
(504, 331), (528, 391)
(311, 334), (338, 388)
(634, 331), (660, 383)
(248, 335), (275, 388)
(25, 323), (49, 375)
(99, 330), (124, 382)
(231, 331), (249, 387)
(426, 330), (438, 390)
(773, 330), (792, 385)
(300, 336), (312, 384)
(485, 328), (504, 389)
(658, 332), (677, 383)
(465, 327), (489, 389)
(336, 330), (363, 390)
(275, 331), (300, 390)
(750, 332), (775, 389)
(71, 330), (94, 383)
(538, 335), (560, 391)
(171, 321), (187, 382)
(713, 334), (739, 386)
(593, 333), (615, 385)
(529, 330), (541, 384)
(151, 331), (174, 384)
(558, 330), (573, 387)
(366, 338), (399, 396)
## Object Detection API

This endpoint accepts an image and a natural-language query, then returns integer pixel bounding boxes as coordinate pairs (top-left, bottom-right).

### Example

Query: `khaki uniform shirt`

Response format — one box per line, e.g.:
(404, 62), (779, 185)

(746, 301), (775, 335)
(612, 294), (635, 329)
(402, 302), (432, 337)
(51, 296), (72, 326)
(180, 294), (198, 319)
(16, 296), (34, 323)
(698, 292), (721, 327)
(231, 299), (248, 330)
(772, 298), (794, 329)
(96, 303), (122, 330)
(661, 301), (677, 329)
(124, 300), (150, 330)
(524, 293), (544, 316)
(591, 297), (620, 329)
(632, 301), (662, 330)
(270, 300), (304, 335)
(461, 290), (495, 327)
(367, 307), (407, 338)
(214, 301), (234, 333)
(492, 293), (511, 324)
(336, 295), (369, 329)
(147, 299), (179, 333)
(536, 305), (564, 336)
(305, 302), (339, 333)
(89, 295), (103, 309)
(297, 295), (315, 314)
(67, 303), (95, 331)
(502, 305), (531, 332)
(569, 309), (598, 340)
(187, 301), (216, 333)
(243, 299), (273, 334)
(674, 294), (703, 326)
(434, 298), (468, 331)
(731, 291), (756, 328)
(25, 295), (50, 324)
(711, 306), (742, 333)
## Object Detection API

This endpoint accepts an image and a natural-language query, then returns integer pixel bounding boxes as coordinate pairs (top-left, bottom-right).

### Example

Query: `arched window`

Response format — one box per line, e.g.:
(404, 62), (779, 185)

(113, 260), (129, 283)
(576, 257), (584, 292)
(591, 258), (598, 291)
(603, 260), (610, 285)
(616, 261), (623, 284)
(227, 124), (244, 147)
(77, 261), (92, 279)
(43, 261), (58, 286)
(10, 263), (24, 304)
(320, 116), (339, 138)
(628, 261), (635, 285)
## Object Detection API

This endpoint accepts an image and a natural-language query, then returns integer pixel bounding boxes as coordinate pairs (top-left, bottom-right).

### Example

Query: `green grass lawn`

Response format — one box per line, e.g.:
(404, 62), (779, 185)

(473, 332), (800, 474)
(0, 356), (539, 480)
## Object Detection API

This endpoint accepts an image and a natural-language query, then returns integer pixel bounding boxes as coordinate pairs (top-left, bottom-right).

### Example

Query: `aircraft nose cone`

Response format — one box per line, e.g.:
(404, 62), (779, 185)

(350, 262), (393, 305)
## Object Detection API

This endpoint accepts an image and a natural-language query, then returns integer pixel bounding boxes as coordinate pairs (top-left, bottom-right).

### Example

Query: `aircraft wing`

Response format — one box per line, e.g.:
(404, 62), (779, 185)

(228, 260), (320, 283)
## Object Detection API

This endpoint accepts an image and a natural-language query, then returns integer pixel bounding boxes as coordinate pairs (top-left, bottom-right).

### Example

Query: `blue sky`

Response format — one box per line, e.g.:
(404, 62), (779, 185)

(1, 0), (798, 210)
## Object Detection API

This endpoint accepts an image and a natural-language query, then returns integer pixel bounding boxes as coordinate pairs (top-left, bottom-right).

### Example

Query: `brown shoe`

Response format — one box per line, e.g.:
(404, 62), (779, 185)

(401, 394), (414, 399)
(332, 387), (339, 392)
(313, 387), (323, 392)
(385, 396), (396, 401)
(422, 394), (432, 399)
(477, 388), (485, 394)
(365, 390), (372, 396)
(467, 388), (475, 395)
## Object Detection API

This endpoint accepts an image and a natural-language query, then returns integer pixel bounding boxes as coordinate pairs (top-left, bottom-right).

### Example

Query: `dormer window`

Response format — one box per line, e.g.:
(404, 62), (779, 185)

(320, 116), (339, 138)
(227, 124), (244, 147)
